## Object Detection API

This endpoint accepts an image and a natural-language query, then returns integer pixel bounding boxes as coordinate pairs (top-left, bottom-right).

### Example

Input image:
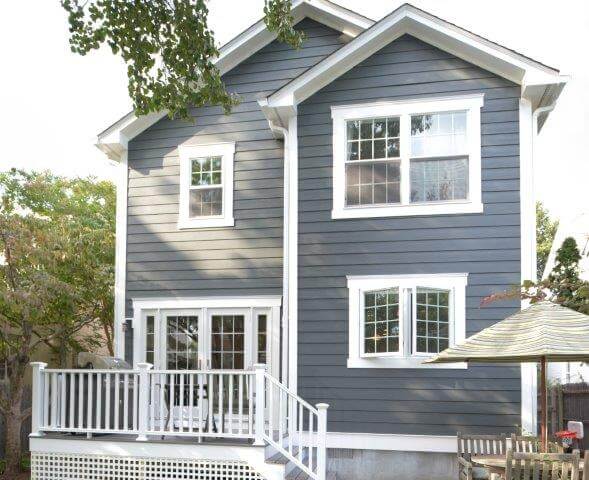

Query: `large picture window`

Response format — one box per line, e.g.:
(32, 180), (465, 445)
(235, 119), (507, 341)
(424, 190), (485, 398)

(178, 143), (235, 229)
(331, 94), (483, 219)
(347, 274), (468, 368)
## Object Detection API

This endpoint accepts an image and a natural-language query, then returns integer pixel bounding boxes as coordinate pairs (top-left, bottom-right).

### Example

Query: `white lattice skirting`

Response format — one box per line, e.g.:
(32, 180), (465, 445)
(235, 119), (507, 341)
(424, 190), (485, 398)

(31, 452), (266, 480)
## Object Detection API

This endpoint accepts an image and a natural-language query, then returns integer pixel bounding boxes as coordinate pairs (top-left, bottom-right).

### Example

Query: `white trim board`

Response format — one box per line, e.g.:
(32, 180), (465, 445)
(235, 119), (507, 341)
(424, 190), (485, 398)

(113, 151), (128, 360)
(95, 0), (373, 162)
(313, 432), (458, 453)
(262, 4), (567, 128)
(132, 296), (283, 311)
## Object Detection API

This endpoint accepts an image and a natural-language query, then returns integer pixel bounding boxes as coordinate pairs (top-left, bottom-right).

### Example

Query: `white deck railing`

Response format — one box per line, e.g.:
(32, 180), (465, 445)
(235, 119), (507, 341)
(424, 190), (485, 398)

(30, 362), (328, 480)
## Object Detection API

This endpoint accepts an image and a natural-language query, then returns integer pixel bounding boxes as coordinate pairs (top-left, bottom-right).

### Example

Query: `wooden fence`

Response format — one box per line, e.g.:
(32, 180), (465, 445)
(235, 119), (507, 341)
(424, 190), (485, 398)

(541, 382), (589, 448)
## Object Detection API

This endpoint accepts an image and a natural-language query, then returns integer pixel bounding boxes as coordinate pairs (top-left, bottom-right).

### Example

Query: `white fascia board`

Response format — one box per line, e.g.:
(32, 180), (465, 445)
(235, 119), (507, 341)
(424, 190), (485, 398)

(266, 4), (564, 109)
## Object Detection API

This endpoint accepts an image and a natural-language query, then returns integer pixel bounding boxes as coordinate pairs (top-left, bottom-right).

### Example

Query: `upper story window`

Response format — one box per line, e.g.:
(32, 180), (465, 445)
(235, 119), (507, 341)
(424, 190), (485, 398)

(347, 273), (468, 369)
(178, 143), (235, 229)
(332, 94), (484, 219)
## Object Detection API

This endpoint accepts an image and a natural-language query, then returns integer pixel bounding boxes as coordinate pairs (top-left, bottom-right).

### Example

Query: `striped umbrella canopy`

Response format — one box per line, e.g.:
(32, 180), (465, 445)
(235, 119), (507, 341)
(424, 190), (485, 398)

(425, 301), (589, 364)
(425, 301), (589, 450)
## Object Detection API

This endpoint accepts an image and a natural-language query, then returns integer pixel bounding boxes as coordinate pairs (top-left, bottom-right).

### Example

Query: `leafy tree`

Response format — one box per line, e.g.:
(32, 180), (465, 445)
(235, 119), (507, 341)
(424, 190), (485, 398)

(61, 0), (305, 120)
(483, 236), (589, 315)
(537, 201), (559, 278)
(0, 170), (115, 478)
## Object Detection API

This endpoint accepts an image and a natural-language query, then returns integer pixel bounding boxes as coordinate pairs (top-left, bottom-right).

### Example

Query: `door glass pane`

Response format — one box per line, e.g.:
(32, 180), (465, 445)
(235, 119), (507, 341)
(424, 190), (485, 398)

(211, 315), (245, 370)
(257, 314), (267, 364)
(166, 315), (199, 369)
(146, 315), (155, 365)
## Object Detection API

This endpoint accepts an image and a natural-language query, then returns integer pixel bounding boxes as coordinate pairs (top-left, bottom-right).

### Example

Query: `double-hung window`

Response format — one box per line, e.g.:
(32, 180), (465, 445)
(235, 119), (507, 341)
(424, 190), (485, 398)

(332, 94), (484, 219)
(347, 274), (468, 369)
(178, 143), (235, 229)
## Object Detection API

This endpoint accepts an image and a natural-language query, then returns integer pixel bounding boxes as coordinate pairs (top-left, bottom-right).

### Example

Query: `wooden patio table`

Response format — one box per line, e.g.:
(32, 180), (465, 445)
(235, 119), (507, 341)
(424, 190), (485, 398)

(471, 455), (584, 477)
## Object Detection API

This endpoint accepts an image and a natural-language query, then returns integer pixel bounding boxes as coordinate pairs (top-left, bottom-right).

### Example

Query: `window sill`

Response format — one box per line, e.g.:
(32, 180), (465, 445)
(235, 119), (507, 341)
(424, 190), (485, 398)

(332, 202), (484, 220)
(347, 356), (467, 369)
(178, 217), (235, 229)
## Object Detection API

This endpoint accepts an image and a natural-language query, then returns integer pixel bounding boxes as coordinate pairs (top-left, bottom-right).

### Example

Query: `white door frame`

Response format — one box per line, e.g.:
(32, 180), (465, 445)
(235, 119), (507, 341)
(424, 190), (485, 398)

(132, 296), (282, 379)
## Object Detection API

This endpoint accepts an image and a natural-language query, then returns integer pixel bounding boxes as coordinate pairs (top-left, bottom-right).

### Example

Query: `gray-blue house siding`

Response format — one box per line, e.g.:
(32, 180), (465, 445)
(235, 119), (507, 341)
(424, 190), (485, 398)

(297, 35), (522, 436)
(124, 25), (522, 435)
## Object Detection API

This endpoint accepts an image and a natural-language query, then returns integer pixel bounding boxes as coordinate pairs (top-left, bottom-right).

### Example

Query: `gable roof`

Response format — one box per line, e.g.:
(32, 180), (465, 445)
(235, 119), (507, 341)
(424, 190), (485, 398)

(262, 3), (568, 129)
(96, 0), (374, 160)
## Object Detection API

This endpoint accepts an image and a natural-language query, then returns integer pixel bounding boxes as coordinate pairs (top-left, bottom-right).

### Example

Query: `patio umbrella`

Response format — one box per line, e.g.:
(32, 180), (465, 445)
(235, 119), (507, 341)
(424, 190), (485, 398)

(425, 301), (589, 450)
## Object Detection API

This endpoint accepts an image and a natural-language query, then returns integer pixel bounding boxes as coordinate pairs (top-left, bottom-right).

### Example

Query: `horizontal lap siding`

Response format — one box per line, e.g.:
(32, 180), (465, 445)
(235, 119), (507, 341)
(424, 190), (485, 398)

(124, 20), (345, 325)
(297, 35), (521, 436)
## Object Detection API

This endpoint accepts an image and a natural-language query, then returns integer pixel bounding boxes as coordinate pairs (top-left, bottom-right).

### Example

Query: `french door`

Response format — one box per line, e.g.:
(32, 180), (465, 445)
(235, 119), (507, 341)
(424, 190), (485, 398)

(140, 307), (274, 374)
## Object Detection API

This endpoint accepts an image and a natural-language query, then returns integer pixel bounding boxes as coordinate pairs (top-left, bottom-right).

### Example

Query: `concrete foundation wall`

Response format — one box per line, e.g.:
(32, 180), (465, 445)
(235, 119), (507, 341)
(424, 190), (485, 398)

(327, 448), (457, 480)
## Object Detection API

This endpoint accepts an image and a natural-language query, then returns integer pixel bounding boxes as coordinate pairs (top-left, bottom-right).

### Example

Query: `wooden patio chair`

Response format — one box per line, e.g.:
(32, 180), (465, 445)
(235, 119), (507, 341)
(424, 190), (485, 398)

(503, 450), (580, 480)
(510, 434), (539, 453)
(457, 432), (508, 480)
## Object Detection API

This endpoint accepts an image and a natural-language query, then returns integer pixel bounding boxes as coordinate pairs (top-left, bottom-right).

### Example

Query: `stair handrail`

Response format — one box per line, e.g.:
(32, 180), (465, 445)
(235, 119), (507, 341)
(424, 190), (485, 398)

(254, 365), (328, 480)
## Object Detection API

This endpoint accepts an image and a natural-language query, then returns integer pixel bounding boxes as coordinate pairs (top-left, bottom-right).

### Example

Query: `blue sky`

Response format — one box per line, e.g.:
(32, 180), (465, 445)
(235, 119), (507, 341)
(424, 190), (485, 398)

(1, 0), (586, 223)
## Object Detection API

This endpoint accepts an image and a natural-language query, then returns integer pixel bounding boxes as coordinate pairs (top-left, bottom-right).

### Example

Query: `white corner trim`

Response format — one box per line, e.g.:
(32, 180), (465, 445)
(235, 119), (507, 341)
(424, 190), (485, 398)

(347, 273), (468, 369)
(177, 142), (235, 230)
(519, 97), (537, 435)
(113, 150), (128, 360)
(331, 94), (484, 220)
(325, 432), (457, 453)
(287, 115), (299, 393)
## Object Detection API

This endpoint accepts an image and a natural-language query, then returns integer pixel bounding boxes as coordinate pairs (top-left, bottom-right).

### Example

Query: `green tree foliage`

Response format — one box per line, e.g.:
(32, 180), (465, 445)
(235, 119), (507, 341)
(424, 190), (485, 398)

(483, 237), (589, 315)
(61, 0), (304, 120)
(0, 170), (115, 477)
(536, 201), (559, 278)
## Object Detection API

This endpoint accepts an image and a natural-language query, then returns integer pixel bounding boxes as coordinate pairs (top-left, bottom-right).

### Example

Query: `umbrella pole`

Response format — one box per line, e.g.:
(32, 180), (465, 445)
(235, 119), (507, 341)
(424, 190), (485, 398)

(540, 357), (547, 451)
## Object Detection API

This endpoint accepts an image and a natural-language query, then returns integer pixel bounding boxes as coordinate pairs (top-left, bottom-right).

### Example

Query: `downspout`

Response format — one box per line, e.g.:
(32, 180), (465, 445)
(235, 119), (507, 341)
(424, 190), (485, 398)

(270, 122), (291, 385)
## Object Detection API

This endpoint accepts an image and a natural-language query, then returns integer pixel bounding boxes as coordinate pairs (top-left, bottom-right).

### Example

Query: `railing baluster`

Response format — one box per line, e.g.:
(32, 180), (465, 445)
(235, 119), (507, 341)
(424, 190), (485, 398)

(288, 396), (293, 456)
(43, 372), (50, 429)
(96, 373), (102, 430)
(278, 388), (284, 446)
(208, 373), (214, 435)
(218, 374), (224, 435)
(159, 373), (165, 433)
(198, 372), (204, 436)
(133, 373), (139, 432)
(268, 378), (274, 443)
(77, 372), (83, 429)
(238, 374), (243, 436)
(248, 374), (254, 436)
(86, 372), (93, 432)
(308, 409), (314, 472)
(168, 373), (175, 432)
(149, 373), (155, 431)
(298, 403), (303, 464)
(50, 373), (57, 428)
(105, 373), (111, 430)
(189, 373), (194, 434)
(179, 373), (185, 433)
(69, 372), (75, 429)
(123, 374), (129, 431)
(228, 374), (234, 435)
(114, 372), (120, 431)
(60, 373), (66, 428)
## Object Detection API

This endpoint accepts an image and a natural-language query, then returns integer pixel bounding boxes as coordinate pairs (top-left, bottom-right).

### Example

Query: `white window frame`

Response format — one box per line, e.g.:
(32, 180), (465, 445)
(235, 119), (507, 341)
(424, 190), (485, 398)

(331, 94), (484, 219)
(347, 273), (468, 369)
(178, 142), (235, 229)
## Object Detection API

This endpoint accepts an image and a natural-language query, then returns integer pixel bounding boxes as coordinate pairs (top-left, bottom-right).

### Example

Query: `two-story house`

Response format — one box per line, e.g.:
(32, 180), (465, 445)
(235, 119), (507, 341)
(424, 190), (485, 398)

(28, 2), (567, 479)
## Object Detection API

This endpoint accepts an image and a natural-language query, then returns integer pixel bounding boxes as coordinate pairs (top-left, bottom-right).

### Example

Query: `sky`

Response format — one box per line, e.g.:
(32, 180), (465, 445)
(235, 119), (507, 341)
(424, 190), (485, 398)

(0, 0), (587, 223)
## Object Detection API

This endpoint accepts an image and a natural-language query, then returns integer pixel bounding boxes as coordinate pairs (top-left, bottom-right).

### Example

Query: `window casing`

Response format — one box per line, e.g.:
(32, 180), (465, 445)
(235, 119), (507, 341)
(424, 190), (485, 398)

(178, 143), (235, 229)
(347, 274), (468, 369)
(331, 94), (484, 219)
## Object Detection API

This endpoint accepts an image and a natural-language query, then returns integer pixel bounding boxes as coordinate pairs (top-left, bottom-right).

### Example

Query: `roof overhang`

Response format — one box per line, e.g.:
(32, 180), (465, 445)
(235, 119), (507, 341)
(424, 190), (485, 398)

(262, 3), (568, 129)
(96, 0), (374, 161)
